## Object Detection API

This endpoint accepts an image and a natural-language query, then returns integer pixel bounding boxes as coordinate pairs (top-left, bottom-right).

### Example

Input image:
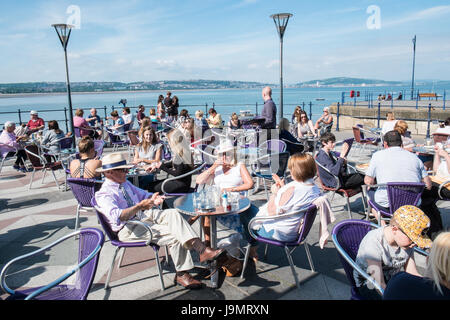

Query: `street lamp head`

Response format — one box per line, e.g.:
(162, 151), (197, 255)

(270, 13), (293, 39)
(52, 23), (75, 50)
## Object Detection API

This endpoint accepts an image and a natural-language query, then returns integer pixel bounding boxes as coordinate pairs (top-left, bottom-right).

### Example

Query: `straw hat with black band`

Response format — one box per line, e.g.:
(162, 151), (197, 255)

(96, 153), (134, 173)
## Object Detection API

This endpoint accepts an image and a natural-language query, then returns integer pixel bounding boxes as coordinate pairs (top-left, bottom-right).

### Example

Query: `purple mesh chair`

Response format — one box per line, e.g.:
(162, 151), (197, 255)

(67, 178), (102, 230)
(252, 152), (290, 200)
(93, 139), (104, 158)
(58, 137), (73, 150)
(91, 197), (168, 291)
(25, 145), (63, 190)
(334, 138), (354, 158)
(0, 143), (18, 174)
(240, 204), (318, 288)
(331, 219), (383, 300)
(0, 228), (104, 300)
(106, 129), (129, 152)
(367, 182), (425, 225)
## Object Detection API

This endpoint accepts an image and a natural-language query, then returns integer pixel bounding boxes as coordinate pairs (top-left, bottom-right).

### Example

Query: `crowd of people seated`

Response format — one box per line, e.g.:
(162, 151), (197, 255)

(2, 91), (449, 298)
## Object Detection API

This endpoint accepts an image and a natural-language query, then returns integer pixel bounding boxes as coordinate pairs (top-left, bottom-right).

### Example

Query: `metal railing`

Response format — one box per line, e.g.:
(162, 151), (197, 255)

(0, 101), (326, 130)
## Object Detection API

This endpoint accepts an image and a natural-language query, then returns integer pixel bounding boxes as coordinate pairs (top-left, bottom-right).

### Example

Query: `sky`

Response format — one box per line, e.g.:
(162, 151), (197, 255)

(1, 0), (450, 84)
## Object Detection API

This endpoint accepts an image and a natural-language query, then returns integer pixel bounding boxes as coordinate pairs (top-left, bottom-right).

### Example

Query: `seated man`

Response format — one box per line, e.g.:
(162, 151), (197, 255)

(27, 110), (45, 134)
(364, 131), (441, 236)
(86, 108), (103, 138)
(316, 132), (364, 190)
(94, 152), (225, 289)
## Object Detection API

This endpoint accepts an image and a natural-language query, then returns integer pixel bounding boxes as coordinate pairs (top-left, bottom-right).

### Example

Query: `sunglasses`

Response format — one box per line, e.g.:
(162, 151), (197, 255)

(113, 168), (129, 173)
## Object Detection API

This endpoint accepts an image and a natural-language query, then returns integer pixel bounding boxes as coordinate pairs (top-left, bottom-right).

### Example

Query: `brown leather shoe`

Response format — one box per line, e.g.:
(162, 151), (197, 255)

(174, 272), (202, 289)
(199, 247), (225, 263)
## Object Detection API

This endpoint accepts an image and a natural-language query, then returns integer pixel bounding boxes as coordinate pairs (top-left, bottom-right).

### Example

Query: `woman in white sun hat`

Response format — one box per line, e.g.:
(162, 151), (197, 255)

(195, 139), (255, 251)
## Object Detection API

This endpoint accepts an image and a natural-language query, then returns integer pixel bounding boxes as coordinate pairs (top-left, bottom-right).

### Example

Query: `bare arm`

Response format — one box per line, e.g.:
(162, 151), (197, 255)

(404, 256), (421, 277)
(364, 175), (376, 186)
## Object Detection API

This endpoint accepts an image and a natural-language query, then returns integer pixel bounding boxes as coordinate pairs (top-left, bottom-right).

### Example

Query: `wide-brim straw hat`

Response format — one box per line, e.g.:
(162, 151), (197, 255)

(393, 205), (432, 249)
(96, 152), (134, 173)
(216, 139), (235, 154)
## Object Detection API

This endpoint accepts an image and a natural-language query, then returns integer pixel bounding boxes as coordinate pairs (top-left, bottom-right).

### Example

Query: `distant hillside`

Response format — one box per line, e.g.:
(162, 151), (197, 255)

(298, 77), (404, 87)
(0, 80), (271, 94)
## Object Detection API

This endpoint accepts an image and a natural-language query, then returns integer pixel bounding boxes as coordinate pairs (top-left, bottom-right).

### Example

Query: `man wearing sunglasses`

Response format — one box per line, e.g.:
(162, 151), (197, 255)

(95, 152), (225, 289)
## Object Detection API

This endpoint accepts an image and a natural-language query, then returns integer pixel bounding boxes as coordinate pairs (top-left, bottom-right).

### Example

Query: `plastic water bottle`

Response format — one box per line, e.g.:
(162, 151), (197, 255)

(222, 192), (231, 212)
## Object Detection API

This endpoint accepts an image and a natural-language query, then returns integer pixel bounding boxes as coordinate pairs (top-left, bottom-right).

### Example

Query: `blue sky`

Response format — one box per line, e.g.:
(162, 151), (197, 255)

(1, 0), (449, 84)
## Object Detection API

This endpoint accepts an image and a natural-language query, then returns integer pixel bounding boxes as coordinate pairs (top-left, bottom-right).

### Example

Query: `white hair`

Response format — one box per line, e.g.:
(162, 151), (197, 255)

(5, 121), (15, 128)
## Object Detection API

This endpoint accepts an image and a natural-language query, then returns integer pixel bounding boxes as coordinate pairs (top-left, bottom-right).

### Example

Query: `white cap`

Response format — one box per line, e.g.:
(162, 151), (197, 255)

(30, 110), (38, 115)
(216, 139), (235, 154)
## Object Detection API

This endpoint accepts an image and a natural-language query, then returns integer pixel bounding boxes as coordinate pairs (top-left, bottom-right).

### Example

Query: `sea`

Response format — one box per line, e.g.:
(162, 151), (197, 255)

(0, 84), (448, 131)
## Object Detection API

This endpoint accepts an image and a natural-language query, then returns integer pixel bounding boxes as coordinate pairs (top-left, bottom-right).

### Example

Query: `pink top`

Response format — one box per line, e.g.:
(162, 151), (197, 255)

(0, 130), (19, 157)
(73, 116), (91, 137)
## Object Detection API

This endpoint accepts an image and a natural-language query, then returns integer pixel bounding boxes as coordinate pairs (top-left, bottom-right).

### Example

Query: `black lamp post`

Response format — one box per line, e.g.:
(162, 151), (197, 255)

(52, 23), (75, 147)
(410, 35), (416, 100)
(270, 13), (293, 120)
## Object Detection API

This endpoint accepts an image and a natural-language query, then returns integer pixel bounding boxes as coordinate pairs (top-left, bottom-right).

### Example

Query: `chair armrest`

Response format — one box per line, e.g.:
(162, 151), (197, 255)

(438, 180), (450, 200)
(124, 220), (154, 246)
(161, 163), (207, 194)
(1, 230), (102, 300)
(281, 138), (304, 147)
(331, 234), (384, 296)
(315, 160), (341, 190)
(247, 207), (310, 240)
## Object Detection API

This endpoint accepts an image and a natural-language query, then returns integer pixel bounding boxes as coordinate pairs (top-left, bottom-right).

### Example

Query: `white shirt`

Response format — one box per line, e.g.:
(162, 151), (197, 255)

(366, 147), (428, 207)
(381, 120), (398, 136)
(214, 163), (244, 189)
(253, 179), (321, 242)
(122, 113), (134, 129)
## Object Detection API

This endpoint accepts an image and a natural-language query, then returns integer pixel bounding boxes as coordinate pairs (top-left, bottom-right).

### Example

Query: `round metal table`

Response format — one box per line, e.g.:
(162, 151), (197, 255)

(173, 193), (251, 288)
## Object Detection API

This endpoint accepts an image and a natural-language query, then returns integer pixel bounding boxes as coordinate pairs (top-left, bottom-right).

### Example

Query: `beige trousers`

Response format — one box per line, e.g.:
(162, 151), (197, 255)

(118, 208), (198, 271)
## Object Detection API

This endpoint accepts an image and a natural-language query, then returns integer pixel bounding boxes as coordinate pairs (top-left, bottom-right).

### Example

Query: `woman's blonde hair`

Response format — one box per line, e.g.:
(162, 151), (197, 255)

(288, 153), (316, 182)
(394, 120), (408, 136)
(167, 129), (193, 166)
(195, 110), (204, 118)
(426, 232), (450, 295)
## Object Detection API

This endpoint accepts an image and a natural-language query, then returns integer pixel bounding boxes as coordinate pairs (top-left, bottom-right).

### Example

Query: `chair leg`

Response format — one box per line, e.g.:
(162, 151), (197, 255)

(154, 248), (165, 291)
(263, 179), (269, 201)
(284, 246), (300, 289)
(41, 169), (47, 184)
(105, 247), (121, 289)
(28, 169), (36, 190)
(50, 170), (60, 189)
(304, 242), (315, 272)
(75, 204), (81, 230)
(240, 243), (251, 280)
(263, 244), (269, 260)
(346, 196), (352, 219)
(117, 247), (126, 269)
(0, 157), (5, 173)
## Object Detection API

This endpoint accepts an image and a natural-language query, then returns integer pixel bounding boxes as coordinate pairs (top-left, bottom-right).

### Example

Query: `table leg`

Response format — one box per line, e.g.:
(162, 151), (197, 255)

(209, 216), (218, 288)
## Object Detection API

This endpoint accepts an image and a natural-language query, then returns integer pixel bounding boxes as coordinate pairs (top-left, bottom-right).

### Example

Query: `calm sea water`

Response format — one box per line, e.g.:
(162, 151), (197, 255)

(0, 84), (447, 130)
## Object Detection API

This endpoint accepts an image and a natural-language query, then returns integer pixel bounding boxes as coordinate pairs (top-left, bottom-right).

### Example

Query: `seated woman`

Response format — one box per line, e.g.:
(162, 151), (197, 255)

(243, 153), (321, 259)
(381, 111), (397, 136)
(195, 139), (255, 250)
(278, 118), (304, 155)
(295, 111), (316, 138)
(394, 120), (432, 170)
(0, 121), (28, 172)
(228, 113), (242, 130)
(146, 128), (194, 194)
(194, 110), (209, 130)
(69, 136), (102, 179)
(314, 107), (333, 136)
(41, 120), (67, 157)
(316, 132), (364, 190)
(133, 126), (162, 166)
(149, 108), (158, 122)
(74, 109), (98, 138)
(291, 106), (302, 124)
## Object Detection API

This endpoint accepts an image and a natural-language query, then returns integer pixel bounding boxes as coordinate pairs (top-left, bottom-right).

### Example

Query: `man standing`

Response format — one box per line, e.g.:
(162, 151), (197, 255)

(27, 110), (45, 134)
(164, 91), (173, 110)
(95, 153), (225, 289)
(261, 86), (277, 129)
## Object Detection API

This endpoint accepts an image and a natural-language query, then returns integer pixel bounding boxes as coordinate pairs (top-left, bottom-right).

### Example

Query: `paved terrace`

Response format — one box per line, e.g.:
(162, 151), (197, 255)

(0, 129), (448, 301)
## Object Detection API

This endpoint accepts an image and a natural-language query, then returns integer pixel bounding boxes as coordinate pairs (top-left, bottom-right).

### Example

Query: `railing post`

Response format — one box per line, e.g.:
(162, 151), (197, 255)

(18, 109), (22, 125)
(104, 106), (107, 120)
(309, 102), (312, 121)
(205, 103), (208, 115)
(336, 102), (340, 132)
(353, 94), (356, 108)
(416, 93), (419, 110)
(391, 93), (393, 109)
(443, 90), (446, 110)
(377, 102), (381, 129)
(255, 102), (258, 116)
(426, 103), (431, 139)
(341, 92), (345, 104)
(64, 107), (69, 133)
(302, 102), (305, 112)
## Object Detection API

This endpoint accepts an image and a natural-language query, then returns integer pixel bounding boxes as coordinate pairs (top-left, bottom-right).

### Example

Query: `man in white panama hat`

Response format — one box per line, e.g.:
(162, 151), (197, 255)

(94, 152), (225, 289)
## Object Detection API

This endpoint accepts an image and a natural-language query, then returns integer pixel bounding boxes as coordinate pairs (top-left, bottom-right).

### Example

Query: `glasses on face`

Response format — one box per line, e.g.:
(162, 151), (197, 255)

(113, 168), (129, 173)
